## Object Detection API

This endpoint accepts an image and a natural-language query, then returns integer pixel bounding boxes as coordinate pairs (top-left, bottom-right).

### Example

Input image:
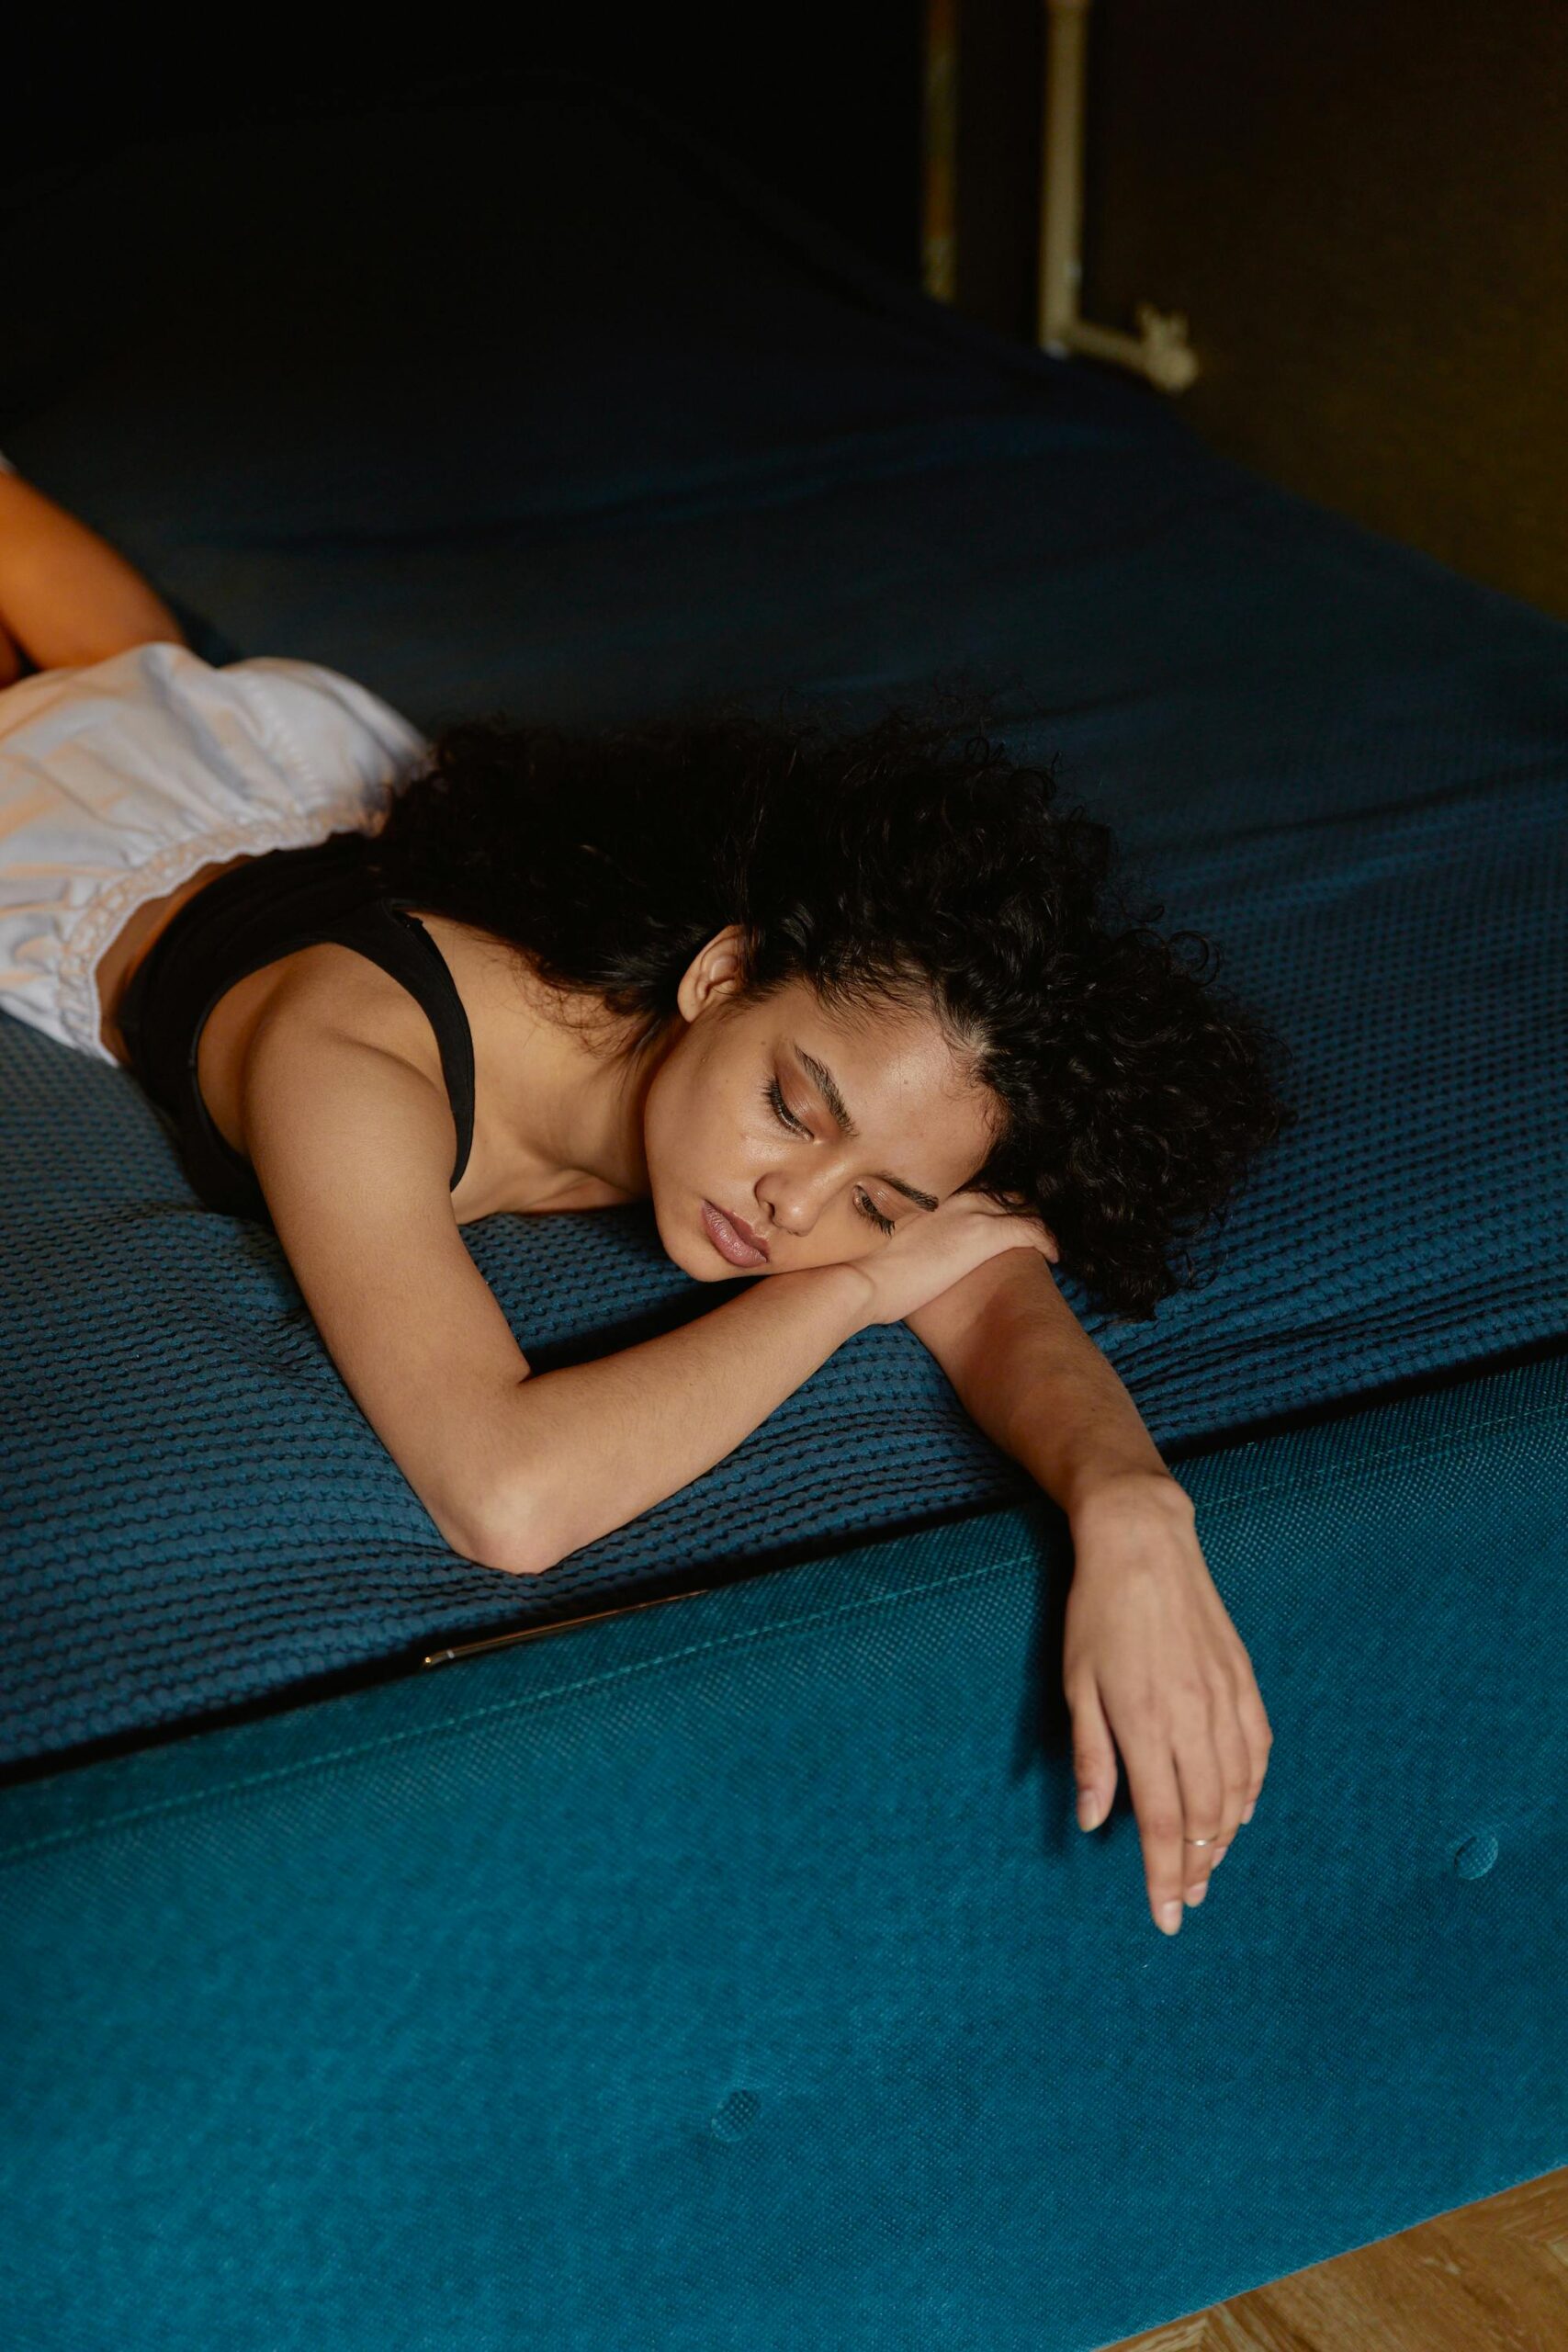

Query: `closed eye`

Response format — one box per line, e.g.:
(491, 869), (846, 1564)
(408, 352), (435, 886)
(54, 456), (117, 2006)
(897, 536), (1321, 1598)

(762, 1074), (896, 1237)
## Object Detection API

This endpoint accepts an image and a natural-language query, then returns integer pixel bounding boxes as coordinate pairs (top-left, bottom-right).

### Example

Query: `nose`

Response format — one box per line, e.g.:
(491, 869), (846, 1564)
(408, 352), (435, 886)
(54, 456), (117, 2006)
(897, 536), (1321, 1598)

(761, 1135), (868, 1237)
(756, 1177), (826, 1238)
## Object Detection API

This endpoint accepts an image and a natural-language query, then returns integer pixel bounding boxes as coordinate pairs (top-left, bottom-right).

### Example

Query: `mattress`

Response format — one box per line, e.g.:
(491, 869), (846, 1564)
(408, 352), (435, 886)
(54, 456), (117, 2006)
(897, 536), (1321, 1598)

(3, 75), (1565, 1775)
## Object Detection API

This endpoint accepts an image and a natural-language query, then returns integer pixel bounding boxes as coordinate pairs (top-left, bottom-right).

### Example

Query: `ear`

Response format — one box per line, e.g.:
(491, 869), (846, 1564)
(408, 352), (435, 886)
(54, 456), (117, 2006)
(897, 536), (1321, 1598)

(675, 924), (749, 1021)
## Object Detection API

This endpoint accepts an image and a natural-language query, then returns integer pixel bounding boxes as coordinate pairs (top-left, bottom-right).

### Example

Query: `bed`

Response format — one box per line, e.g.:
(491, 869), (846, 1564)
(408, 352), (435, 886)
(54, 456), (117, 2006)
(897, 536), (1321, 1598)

(2, 73), (1563, 2352)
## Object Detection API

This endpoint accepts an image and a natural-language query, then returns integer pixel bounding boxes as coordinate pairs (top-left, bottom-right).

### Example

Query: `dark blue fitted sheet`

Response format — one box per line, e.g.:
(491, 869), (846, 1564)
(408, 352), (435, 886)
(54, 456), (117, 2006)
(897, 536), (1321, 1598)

(3, 80), (1565, 1769)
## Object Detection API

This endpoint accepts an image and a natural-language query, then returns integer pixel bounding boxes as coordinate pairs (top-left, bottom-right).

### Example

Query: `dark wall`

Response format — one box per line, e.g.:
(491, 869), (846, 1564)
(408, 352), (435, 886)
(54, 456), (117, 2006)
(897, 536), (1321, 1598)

(20, 7), (1557, 624)
(7, 14), (924, 286)
(949, 0), (1568, 623)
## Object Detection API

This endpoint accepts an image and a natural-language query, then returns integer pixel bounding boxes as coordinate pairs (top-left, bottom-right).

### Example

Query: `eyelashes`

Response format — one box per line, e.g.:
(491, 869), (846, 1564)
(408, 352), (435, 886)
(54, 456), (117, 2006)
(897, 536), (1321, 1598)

(761, 1076), (896, 1237)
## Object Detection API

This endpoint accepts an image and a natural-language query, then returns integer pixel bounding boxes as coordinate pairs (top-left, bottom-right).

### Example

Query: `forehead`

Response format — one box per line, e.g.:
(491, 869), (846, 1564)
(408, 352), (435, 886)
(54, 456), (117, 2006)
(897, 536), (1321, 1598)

(761, 981), (997, 1174)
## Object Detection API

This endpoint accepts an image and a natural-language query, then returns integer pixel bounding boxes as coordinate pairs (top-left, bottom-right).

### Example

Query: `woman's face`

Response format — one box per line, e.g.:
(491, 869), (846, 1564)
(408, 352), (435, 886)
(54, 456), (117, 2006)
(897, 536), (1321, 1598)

(641, 926), (1000, 1281)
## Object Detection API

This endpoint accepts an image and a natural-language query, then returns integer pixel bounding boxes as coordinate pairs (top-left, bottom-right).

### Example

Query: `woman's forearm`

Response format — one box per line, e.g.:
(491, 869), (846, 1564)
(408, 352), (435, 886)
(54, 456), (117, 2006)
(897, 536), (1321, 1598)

(0, 470), (187, 669)
(484, 1262), (874, 1575)
(921, 1251), (1172, 1517)
(997, 1327), (1173, 1517)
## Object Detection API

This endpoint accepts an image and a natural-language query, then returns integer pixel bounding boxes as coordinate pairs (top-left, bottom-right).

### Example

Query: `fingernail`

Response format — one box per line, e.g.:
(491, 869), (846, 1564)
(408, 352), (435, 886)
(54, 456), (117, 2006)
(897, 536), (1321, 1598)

(1077, 1794), (1102, 1831)
(1212, 1844), (1230, 1867)
(1158, 1901), (1183, 1935)
(1241, 1801), (1256, 1825)
(1183, 1881), (1208, 1906)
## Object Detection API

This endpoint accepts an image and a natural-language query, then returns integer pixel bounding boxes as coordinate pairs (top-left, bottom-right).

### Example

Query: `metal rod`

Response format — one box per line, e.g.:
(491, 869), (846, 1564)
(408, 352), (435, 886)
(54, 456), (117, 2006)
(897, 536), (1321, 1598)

(922, 0), (960, 303)
(421, 1585), (714, 1669)
(1037, 0), (1199, 392)
(1039, 0), (1090, 351)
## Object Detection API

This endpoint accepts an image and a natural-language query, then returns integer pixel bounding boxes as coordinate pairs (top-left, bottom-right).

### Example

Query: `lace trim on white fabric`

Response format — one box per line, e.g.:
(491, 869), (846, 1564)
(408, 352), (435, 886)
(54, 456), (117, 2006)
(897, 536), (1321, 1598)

(56, 803), (377, 1060)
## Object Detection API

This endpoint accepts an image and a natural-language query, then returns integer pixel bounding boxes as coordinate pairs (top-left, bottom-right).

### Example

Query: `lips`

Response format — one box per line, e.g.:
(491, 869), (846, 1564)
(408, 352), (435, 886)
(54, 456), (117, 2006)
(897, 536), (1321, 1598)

(702, 1199), (771, 1267)
(724, 1206), (770, 1259)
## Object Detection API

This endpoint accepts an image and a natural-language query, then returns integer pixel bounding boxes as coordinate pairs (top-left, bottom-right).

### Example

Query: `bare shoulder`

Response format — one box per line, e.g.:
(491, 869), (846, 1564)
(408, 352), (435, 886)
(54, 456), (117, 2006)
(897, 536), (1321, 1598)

(257, 936), (452, 1071)
(198, 938), (450, 1162)
(239, 957), (456, 1177)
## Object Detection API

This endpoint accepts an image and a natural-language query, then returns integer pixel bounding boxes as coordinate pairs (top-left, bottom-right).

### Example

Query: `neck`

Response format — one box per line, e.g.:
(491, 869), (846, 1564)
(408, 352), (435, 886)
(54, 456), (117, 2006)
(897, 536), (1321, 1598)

(404, 910), (673, 1206)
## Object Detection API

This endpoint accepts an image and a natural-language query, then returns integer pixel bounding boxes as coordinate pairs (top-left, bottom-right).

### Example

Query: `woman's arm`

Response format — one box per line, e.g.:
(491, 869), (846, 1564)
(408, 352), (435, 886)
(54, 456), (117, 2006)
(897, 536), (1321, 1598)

(0, 468), (188, 671)
(489, 1262), (874, 1572)
(0, 458), (23, 682)
(907, 1253), (1273, 1939)
(239, 999), (876, 1577)
(905, 1246), (1168, 1511)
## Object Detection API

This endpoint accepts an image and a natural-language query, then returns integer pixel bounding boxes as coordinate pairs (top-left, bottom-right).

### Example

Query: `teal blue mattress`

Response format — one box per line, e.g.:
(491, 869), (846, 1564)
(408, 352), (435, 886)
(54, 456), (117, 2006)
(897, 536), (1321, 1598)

(1, 76), (1564, 1781)
(2, 74), (1566, 2352)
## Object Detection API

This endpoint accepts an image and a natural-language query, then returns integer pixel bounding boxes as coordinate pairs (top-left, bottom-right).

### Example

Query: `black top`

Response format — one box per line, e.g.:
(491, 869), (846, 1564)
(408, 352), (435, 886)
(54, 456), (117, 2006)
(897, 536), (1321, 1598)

(117, 830), (476, 1227)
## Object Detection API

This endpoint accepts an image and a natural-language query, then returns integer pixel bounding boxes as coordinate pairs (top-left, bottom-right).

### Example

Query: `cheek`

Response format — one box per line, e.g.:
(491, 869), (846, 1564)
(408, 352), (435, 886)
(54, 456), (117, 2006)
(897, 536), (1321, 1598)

(645, 1043), (722, 1182)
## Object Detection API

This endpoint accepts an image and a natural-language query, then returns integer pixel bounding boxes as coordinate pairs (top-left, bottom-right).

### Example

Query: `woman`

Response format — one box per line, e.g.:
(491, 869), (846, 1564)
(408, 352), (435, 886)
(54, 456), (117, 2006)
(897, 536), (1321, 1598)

(0, 462), (1290, 1935)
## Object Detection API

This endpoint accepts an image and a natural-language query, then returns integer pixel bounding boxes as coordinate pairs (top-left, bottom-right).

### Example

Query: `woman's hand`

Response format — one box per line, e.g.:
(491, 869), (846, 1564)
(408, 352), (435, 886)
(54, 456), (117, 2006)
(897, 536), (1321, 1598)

(1063, 1469), (1272, 1936)
(856, 1193), (1058, 1329)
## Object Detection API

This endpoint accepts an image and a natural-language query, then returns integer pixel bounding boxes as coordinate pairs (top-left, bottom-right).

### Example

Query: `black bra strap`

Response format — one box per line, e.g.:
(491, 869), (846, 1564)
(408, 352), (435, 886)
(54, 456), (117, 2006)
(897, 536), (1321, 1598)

(327, 901), (477, 1191)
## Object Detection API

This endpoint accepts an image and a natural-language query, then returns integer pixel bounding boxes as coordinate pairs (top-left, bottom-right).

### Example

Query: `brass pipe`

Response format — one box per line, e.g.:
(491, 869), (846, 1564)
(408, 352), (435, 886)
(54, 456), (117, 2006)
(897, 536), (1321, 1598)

(1036, 0), (1199, 393)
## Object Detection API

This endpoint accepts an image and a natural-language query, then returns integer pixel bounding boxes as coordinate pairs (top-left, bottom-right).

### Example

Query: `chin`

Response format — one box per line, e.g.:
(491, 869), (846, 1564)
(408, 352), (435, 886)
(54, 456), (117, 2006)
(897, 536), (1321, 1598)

(648, 1186), (716, 1281)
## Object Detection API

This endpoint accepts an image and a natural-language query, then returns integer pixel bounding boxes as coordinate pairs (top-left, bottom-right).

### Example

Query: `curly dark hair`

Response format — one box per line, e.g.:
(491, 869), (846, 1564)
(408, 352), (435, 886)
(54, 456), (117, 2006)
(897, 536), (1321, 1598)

(360, 687), (1299, 1320)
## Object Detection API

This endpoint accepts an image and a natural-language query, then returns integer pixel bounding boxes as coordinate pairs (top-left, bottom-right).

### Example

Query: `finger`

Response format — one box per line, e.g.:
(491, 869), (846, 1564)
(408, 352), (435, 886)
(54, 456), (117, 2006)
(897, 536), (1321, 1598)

(1200, 1682), (1256, 1880)
(1118, 1725), (1191, 1936)
(1211, 1653), (1273, 1858)
(1170, 1705), (1228, 1911)
(1016, 1212), (1059, 1264)
(1235, 1669), (1274, 1814)
(986, 1199), (1059, 1264)
(1068, 1677), (1118, 1833)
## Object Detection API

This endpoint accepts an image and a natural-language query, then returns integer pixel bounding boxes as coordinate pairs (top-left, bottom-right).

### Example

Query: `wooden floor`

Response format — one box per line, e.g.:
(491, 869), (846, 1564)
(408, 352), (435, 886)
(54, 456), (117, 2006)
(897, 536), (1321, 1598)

(1102, 2167), (1568, 2350)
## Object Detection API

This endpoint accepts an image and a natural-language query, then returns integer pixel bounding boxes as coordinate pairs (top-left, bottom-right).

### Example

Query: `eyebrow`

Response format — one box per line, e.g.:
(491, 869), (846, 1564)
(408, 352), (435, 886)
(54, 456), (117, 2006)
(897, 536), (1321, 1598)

(791, 1045), (942, 1212)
